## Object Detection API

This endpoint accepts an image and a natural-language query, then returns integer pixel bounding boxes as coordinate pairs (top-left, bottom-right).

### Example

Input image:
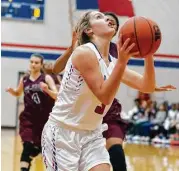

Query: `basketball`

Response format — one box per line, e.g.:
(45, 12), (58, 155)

(119, 16), (162, 58)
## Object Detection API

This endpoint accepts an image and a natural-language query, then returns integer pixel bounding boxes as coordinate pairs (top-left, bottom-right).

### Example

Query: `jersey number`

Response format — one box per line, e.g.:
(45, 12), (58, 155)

(32, 93), (41, 104)
(95, 103), (106, 115)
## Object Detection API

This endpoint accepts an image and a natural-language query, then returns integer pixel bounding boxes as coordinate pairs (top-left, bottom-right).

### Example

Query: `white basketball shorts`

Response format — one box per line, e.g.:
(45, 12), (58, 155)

(41, 120), (110, 171)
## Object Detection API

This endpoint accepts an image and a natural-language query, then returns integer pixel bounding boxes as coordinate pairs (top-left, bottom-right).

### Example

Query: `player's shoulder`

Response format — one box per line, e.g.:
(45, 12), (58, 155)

(71, 44), (99, 71)
(74, 44), (95, 56)
(44, 74), (54, 83)
(22, 72), (30, 81)
(20, 75), (29, 86)
(72, 43), (97, 63)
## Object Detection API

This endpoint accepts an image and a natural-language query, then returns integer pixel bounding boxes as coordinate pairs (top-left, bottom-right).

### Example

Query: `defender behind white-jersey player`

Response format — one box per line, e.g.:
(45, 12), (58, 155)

(41, 11), (138, 171)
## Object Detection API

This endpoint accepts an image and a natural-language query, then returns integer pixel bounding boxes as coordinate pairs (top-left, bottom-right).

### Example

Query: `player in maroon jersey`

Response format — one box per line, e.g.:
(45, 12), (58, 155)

(6, 53), (57, 171)
(52, 13), (176, 171)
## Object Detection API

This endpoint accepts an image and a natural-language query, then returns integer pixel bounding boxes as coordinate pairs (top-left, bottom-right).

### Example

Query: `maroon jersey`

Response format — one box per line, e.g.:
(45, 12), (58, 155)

(23, 74), (54, 112)
(109, 42), (118, 59)
(103, 99), (129, 140)
(103, 99), (122, 122)
(19, 74), (55, 146)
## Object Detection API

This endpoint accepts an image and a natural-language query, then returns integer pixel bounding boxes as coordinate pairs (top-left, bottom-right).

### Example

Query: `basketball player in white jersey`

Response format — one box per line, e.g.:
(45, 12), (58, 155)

(41, 11), (154, 171)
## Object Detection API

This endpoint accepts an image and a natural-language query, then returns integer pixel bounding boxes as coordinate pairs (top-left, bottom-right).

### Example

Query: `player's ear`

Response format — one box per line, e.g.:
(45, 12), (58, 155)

(84, 28), (93, 37)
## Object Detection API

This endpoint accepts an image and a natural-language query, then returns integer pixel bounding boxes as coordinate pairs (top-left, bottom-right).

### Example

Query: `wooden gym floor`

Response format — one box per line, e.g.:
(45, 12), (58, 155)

(1, 129), (179, 171)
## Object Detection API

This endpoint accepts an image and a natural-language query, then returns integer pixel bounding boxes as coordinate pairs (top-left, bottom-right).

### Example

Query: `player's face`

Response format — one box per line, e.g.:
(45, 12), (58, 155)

(105, 14), (118, 34)
(88, 11), (115, 38)
(30, 56), (42, 73)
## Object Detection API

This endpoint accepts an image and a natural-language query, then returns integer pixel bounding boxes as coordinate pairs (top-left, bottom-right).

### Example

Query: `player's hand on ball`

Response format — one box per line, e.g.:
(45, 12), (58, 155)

(40, 82), (48, 92)
(117, 34), (139, 63)
(155, 85), (176, 92)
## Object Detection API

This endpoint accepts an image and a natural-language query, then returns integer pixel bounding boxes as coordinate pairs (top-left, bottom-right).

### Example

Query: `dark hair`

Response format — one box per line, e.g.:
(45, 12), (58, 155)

(104, 12), (119, 34)
(30, 53), (44, 64)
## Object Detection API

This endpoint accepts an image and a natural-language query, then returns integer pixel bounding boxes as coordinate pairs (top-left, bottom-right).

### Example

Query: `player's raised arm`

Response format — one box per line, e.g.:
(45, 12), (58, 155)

(53, 31), (77, 74)
(122, 54), (156, 93)
(72, 36), (138, 105)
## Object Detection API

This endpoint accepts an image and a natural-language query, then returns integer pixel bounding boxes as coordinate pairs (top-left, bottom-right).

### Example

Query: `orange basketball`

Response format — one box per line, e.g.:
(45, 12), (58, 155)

(119, 16), (162, 58)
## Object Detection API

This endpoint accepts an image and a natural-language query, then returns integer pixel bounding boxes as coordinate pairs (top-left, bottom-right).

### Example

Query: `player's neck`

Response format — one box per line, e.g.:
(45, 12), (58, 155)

(91, 37), (110, 60)
(30, 72), (41, 80)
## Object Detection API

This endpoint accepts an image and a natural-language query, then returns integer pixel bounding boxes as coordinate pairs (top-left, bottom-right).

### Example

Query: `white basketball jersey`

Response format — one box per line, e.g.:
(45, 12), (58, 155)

(50, 43), (116, 130)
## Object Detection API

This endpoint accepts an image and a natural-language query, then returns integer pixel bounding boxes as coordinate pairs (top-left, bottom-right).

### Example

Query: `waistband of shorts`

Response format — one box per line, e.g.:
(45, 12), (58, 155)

(48, 117), (108, 133)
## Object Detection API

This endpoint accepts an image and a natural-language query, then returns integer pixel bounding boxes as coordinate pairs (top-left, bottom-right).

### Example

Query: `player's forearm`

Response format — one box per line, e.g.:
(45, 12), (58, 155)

(10, 89), (21, 97)
(100, 60), (127, 105)
(141, 55), (156, 93)
(53, 47), (73, 74)
(154, 86), (162, 92)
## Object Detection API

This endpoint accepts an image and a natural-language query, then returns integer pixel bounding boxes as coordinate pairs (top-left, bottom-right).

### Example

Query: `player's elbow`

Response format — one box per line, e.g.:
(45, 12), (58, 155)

(52, 67), (59, 74)
(102, 99), (111, 105)
(15, 92), (22, 97)
(141, 84), (156, 93)
(148, 86), (156, 93)
(96, 89), (116, 105)
(16, 93), (21, 97)
(99, 95), (113, 105)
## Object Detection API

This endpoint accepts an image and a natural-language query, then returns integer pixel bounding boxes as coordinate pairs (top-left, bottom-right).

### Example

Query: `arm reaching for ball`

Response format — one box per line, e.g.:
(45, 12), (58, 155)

(53, 31), (77, 74)
(72, 36), (138, 105)
(122, 54), (156, 93)
(121, 58), (176, 93)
